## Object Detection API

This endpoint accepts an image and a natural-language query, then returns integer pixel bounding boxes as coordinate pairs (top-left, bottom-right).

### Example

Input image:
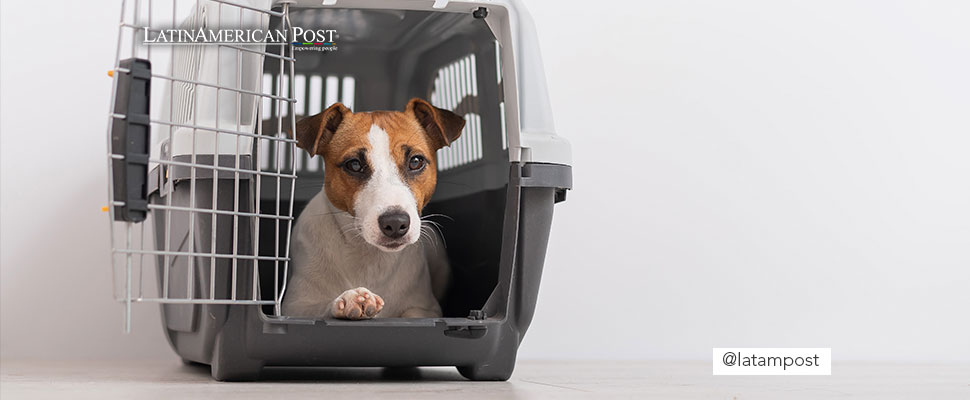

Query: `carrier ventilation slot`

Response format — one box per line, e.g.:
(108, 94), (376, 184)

(171, 7), (206, 124)
(496, 40), (507, 149)
(431, 54), (483, 170)
(260, 73), (355, 173)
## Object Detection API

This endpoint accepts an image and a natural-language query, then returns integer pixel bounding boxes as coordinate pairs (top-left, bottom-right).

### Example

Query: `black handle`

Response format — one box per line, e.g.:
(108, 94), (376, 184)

(110, 58), (152, 222)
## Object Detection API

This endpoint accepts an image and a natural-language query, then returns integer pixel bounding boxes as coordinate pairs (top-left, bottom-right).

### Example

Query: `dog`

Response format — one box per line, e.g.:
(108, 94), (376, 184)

(281, 98), (464, 320)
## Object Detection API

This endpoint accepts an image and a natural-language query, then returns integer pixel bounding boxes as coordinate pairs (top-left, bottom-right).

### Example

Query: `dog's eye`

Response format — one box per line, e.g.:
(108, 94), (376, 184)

(408, 155), (426, 171)
(344, 159), (364, 173)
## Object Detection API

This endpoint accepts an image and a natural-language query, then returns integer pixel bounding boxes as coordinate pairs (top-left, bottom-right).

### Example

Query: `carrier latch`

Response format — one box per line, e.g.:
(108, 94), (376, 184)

(110, 58), (152, 222)
(444, 325), (487, 339)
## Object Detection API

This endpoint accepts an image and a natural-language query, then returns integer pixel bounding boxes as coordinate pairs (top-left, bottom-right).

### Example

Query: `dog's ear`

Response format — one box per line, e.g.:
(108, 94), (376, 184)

(406, 98), (465, 150)
(293, 102), (351, 156)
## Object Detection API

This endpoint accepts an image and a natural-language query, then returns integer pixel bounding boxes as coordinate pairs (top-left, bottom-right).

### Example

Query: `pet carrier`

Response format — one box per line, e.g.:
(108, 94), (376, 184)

(106, 0), (571, 381)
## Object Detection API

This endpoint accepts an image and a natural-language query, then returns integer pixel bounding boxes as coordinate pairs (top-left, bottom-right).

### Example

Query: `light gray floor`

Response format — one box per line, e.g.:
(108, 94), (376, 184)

(1, 360), (967, 399)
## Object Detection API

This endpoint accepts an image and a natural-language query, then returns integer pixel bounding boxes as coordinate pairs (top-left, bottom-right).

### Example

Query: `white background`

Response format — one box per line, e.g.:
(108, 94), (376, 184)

(2, 0), (968, 362)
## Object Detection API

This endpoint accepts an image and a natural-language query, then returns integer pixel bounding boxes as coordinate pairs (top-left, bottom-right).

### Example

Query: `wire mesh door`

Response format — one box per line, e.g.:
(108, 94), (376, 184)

(106, 0), (297, 332)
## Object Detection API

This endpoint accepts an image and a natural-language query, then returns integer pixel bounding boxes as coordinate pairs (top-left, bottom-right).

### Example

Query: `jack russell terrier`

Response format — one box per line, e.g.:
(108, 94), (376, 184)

(281, 98), (464, 320)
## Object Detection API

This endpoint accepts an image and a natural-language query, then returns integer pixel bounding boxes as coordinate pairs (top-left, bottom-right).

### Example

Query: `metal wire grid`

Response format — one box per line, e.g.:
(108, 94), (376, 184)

(106, 0), (297, 332)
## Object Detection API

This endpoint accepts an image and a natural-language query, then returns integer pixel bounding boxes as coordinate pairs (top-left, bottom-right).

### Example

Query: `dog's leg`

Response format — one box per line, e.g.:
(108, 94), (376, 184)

(331, 287), (384, 320)
(423, 231), (451, 302)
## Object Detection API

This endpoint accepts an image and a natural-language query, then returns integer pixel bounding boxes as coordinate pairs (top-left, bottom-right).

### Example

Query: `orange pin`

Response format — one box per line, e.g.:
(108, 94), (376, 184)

(101, 206), (109, 212)
(107, 70), (114, 77)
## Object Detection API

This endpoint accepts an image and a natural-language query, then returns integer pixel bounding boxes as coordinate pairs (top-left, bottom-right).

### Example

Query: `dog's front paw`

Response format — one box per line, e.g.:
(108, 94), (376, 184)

(332, 287), (384, 320)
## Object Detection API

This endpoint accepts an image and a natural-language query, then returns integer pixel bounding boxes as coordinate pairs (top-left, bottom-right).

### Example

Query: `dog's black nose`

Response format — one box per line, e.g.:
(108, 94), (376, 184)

(378, 211), (410, 239)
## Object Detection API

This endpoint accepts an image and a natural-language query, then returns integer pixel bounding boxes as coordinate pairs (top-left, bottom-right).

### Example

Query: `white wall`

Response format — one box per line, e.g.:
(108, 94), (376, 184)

(2, 0), (968, 362)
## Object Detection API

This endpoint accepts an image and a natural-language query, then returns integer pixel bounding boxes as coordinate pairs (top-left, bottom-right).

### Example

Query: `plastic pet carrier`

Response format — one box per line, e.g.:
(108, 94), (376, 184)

(106, 0), (571, 381)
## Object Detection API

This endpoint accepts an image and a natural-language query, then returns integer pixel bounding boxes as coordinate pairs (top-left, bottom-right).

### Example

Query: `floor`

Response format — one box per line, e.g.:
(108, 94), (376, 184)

(1, 360), (967, 399)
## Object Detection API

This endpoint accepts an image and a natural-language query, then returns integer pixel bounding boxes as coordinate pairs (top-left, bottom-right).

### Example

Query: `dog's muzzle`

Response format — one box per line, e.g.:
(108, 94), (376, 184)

(378, 210), (410, 239)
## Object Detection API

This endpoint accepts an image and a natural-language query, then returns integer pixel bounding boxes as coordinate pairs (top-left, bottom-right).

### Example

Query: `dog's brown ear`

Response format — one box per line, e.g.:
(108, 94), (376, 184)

(293, 102), (351, 156)
(407, 98), (465, 149)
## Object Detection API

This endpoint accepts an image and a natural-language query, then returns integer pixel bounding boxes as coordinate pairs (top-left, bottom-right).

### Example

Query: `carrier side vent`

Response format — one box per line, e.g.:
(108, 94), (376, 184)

(171, 8), (206, 124)
(499, 101), (507, 149)
(496, 40), (507, 149)
(431, 54), (484, 170)
(260, 73), (355, 173)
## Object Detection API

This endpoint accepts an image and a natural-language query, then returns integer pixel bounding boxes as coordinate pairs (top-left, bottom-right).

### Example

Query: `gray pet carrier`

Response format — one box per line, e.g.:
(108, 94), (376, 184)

(106, 0), (571, 381)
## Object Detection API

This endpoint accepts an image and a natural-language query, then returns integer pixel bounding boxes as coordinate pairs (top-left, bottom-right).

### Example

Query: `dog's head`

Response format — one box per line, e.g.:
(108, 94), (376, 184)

(294, 98), (464, 252)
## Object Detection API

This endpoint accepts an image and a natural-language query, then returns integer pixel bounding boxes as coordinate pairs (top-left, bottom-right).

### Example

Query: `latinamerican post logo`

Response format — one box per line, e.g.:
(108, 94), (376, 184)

(288, 27), (338, 52)
(142, 26), (338, 51)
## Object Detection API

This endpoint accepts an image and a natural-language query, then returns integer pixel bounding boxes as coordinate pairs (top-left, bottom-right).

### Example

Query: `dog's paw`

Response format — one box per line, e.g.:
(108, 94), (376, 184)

(332, 287), (384, 320)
